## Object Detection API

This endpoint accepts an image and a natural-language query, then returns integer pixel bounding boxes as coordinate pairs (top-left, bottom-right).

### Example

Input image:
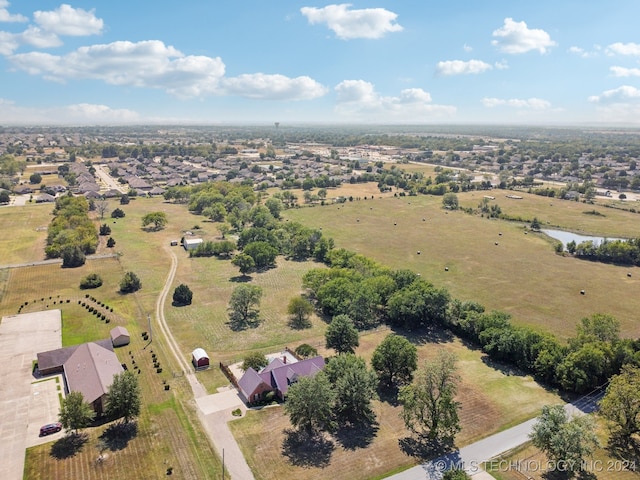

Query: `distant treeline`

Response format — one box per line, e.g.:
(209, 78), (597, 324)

(569, 238), (640, 266)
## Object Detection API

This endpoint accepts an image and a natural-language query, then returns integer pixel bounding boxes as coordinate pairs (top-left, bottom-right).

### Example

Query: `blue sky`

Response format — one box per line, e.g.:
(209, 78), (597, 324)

(1, 1), (640, 126)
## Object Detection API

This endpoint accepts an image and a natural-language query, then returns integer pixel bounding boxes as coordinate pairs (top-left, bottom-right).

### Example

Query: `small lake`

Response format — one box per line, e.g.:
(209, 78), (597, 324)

(541, 229), (625, 247)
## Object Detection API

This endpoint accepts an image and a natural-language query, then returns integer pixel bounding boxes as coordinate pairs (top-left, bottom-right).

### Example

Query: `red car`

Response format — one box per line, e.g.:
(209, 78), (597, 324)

(39, 422), (62, 436)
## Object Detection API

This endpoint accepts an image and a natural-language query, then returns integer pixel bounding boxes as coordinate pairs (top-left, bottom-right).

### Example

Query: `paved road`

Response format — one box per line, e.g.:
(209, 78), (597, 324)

(386, 393), (602, 480)
(154, 246), (254, 480)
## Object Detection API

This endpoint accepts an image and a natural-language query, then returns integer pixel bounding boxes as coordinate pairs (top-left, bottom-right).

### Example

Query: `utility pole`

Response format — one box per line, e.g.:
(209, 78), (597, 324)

(147, 314), (152, 342)
(222, 448), (225, 478)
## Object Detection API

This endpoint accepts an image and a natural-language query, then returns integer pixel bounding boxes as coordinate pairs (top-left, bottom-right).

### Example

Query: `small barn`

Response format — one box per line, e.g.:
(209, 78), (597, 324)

(183, 237), (203, 251)
(192, 348), (210, 369)
(110, 326), (130, 347)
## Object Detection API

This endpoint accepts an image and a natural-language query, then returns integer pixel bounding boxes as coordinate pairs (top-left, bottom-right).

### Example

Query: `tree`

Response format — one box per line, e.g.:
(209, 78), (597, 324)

(242, 352), (268, 371)
(99, 223), (111, 235)
(442, 192), (459, 209)
(105, 371), (141, 423)
(232, 253), (255, 277)
(324, 354), (378, 424)
(529, 405), (599, 475)
(111, 207), (125, 218)
(228, 284), (263, 329)
(62, 244), (86, 268)
(371, 334), (418, 388)
(399, 350), (461, 446)
(287, 296), (314, 329)
(172, 284), (193, 306)
(29, 172), (42, 184)
(58, 391), (95, 434)
(294, 343), (318, 358)
(530, 217), (541, 231)
(95, 199), (109, 219)
(284, 372), (336, 434)
(80, 273), (103, 289)
(119, 194), (130, 205)
(574, 313), (620, 345)
(243, 241), (278, 269)
(442, 471), (471, 480)
(325, 314), (359, 354)
(120, 271), (142, 293)
(0, 190), (10, 203)
(106, 237), (116, 247)
(142, 211), (168, 230)
(599, 364), (640, 442)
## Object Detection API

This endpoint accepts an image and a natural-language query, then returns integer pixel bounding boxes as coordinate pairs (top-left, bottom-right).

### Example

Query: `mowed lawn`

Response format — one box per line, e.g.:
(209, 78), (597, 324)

(284, 191), (640, 339)
(0, 202), (53, 265)
(229, 328), (563, 480)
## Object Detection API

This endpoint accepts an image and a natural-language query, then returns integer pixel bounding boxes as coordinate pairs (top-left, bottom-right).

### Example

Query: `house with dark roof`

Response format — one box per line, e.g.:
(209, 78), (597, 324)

(237, 355), (324, 404)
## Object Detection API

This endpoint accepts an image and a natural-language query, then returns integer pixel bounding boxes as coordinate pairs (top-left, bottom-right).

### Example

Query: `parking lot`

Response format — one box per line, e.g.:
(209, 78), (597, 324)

(0, 310), (63, 480)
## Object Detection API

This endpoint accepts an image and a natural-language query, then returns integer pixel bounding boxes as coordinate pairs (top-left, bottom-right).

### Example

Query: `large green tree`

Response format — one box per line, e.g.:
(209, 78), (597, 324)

(141, 211), (168, 230)
(599, 364), (640, 442)
(284, 372), (336, 434)
(231, 253), (255, 277)
(106, 371), (141, 423)
(399, 350), (461, 445)
(371, 334), (418, 388)
(529, 405), (599, 475)
(119, 271), (142, 293)
(325, 314), (359, 354)
(58, 391), (95, 434)
(228, 284), (263, 329)
(242, 352), (269, 372)
(287, 296), (314, 329)
(324, 354), (378, 424)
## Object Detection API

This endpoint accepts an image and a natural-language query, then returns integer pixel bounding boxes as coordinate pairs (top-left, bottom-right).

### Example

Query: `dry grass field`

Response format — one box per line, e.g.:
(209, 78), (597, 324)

(4, 184), (639, 480)
(0, 203), (52, 265)
(284, 191), (640, 339)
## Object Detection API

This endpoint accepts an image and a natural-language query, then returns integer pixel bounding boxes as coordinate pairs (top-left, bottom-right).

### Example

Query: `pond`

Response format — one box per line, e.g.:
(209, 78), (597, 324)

(541, 229), (624, 248)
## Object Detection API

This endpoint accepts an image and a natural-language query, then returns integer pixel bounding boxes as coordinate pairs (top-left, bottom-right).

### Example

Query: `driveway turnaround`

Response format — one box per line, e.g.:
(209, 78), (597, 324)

(0, 310), (63, 480)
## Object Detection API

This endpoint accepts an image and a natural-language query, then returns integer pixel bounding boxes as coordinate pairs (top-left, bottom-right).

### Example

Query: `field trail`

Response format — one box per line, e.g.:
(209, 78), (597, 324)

(155, 245), (254, 479)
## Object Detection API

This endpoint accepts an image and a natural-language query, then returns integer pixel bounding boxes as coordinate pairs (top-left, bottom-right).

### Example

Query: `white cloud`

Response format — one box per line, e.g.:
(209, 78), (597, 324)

(0, 99), (139, 124)
(494, 60), (509, 70)
(606, 42), (640, 56)
(482, 97), (551, 109)
(463, 43), (472, 52)
(436, 59), (492, 76)
(33, 4), (103, 37)
(610, 66), (640, 78)
(19, 26), (63, 49)
(491, 18), (556, 54)
(588, 85), (640, 103)
(0, 30), (18, 55)
(0, 1), (27, 23)
(568, 45), (601, 58)
(334, 80), (455, 121)
(301, 4), (403, 40)
(8, 39), (327, 101)
(220, 73), (327, 100)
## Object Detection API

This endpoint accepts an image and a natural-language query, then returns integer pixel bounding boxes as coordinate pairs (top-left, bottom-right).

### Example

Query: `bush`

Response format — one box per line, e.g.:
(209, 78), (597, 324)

(99, 223), (111, 235)
(120, 271), (142, 293)
(111, 208), (126, 218)
(172, 284), (193, 306)
(79, 273), (103, 290)
(106, 237), (116, 247)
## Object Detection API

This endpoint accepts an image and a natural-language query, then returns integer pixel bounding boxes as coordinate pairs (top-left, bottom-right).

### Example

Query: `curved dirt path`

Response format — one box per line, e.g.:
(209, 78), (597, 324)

(155, 246), (254, 479)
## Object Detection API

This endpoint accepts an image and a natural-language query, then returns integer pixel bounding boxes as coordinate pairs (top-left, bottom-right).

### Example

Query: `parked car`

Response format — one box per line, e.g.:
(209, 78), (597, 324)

(39, 422), (62, 436)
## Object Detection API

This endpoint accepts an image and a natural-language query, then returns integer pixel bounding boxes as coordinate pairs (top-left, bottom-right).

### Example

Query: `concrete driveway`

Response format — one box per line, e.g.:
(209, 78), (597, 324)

(0, 310), (63, 480)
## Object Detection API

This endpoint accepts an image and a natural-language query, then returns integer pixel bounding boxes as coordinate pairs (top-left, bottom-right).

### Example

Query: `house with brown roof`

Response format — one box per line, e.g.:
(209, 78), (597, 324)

(37, 340), (123, 414)
(237, 355), (324, 405)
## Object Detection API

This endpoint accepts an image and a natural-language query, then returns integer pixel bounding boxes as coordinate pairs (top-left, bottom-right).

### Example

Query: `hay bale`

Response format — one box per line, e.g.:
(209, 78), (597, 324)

(627, 273), (632, 278)
(444, 267), (449, 271)
(580, 290), (585, 295)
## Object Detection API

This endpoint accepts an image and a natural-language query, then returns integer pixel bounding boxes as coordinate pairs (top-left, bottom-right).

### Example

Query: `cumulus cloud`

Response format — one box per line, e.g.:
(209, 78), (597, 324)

(0, 1), (27, 23)
(588, 85), (640, 103)
(568, 45), (601, 58)
(491, 18), (556, 54)
(220, 73), (327, 100)
(482, 97), (551, 109)
(0, 4), (103, 55)
(33, 4), (103, 36)
(0, 99), (139, 124)
(436, 59), (493, 76)
(606, 42), (640, 56)
(9, 39), (327, 101)
(610, 66), (640, 78)
(301, 4), (403, 40)
(334, 80), (455, 121)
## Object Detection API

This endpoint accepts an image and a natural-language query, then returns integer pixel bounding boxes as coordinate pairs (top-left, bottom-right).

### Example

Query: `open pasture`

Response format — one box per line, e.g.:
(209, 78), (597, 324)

(284, 192), (640, 339)
(0, 202), (53, 265)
